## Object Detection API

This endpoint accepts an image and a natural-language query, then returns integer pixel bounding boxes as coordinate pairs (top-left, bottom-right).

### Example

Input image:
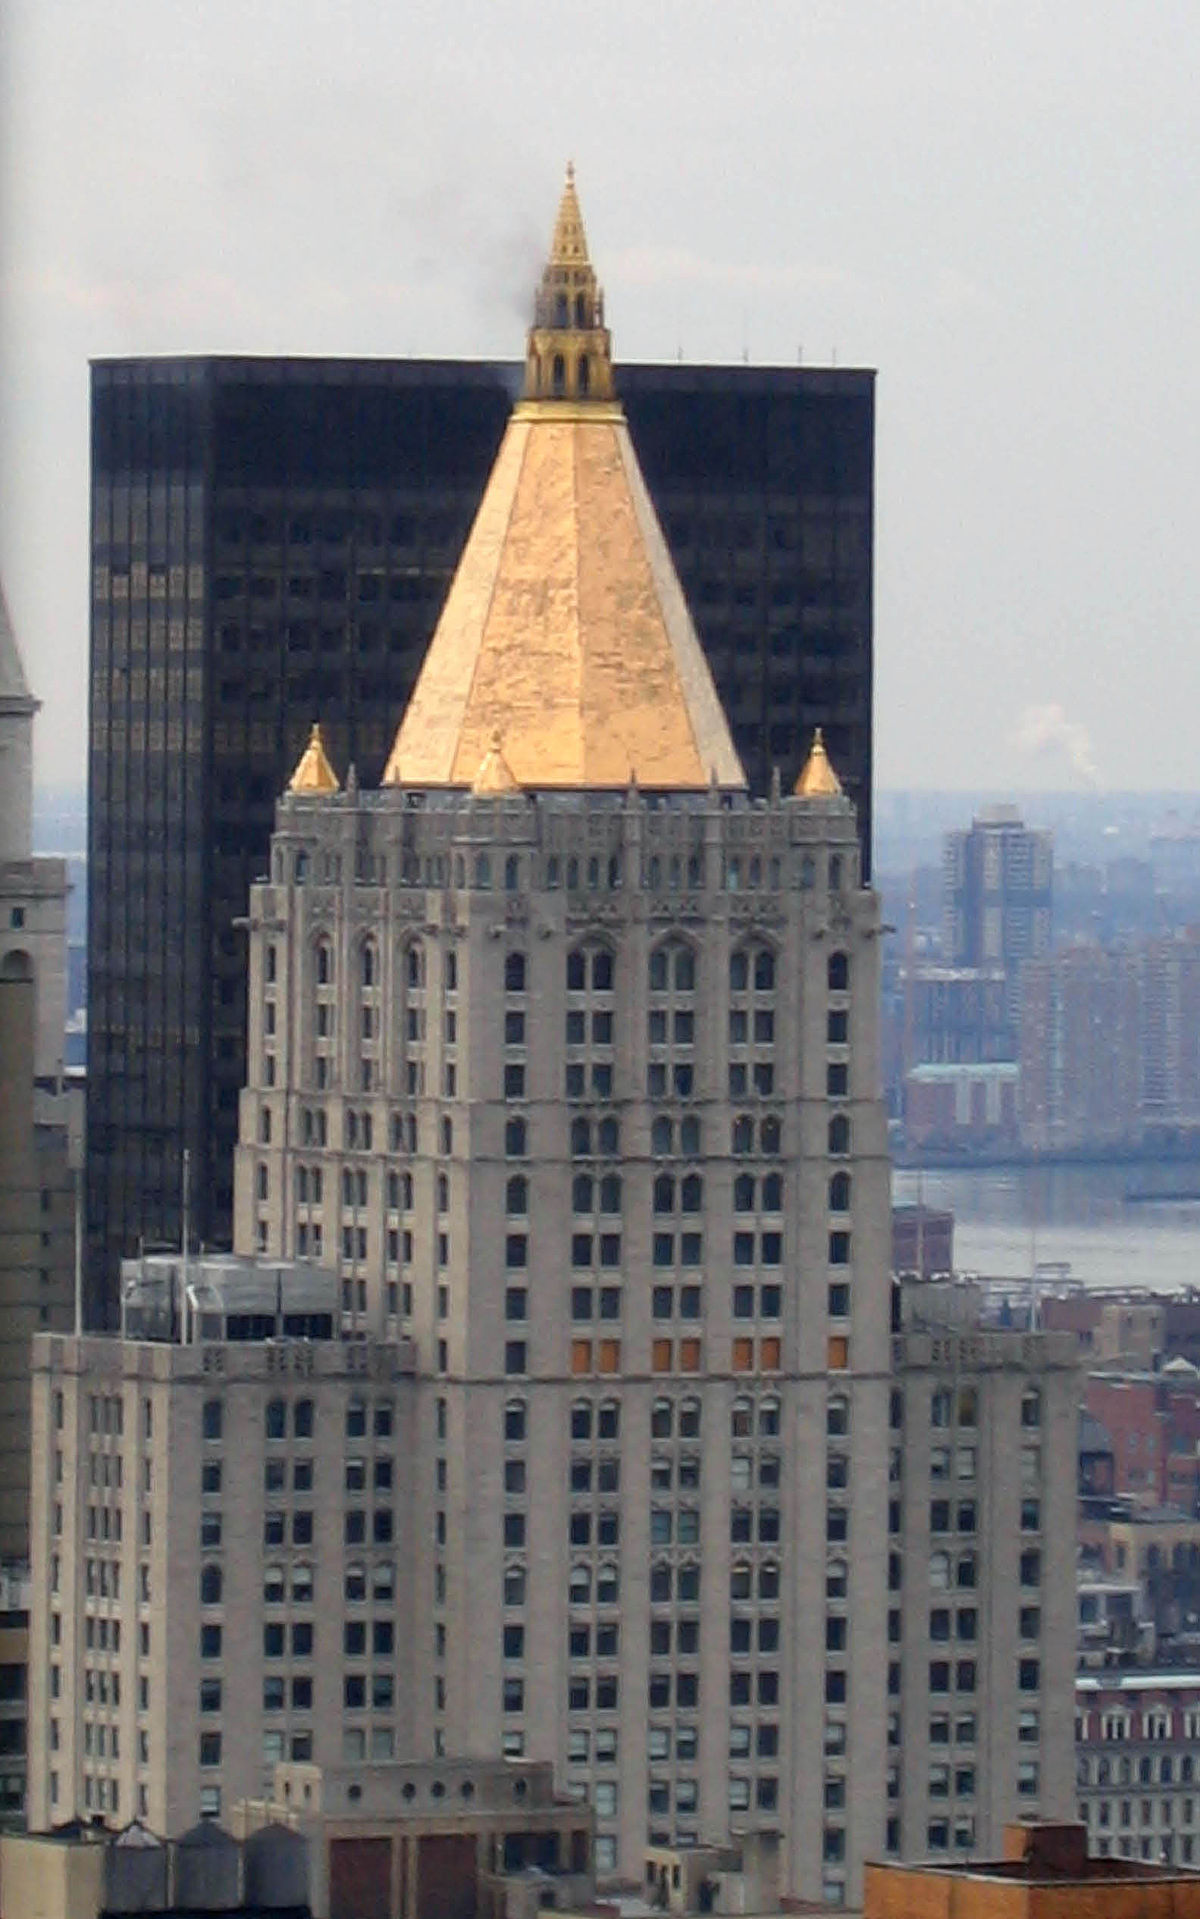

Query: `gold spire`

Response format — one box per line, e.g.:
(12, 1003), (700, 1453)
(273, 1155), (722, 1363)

(287, 722), (340, 795)
(523, 163), (615, 403)
(381, 172), (745, 795)
(794, 727), (843, 799)
(549, 161), (588, 265)
(472, 729), (520, 796)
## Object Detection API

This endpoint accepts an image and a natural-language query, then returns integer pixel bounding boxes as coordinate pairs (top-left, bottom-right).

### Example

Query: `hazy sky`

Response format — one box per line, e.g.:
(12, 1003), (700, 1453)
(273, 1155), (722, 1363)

(2, 0), (1198, 793)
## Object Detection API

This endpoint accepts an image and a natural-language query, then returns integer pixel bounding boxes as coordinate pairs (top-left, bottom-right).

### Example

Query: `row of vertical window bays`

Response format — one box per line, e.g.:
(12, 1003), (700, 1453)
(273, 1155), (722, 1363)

(294, 1215), (855, 1270)
(286, 1223), (856, 1294)
(884, 1606), (1045, 1647)
(1091, 1834), (1200, 1864)
(281, 1105), (850, 1161)
(1083, 1795), (1200, 1831)
(504, 1619), (799, 1661)
(60, 1774), (144, 1822)
(190, 1380), (1021, 1459)
(290, 940), (850, 1000)
(888, 1708), (1042, 1751)
(267, 1056), (852, 1104)
(282, 1166), (852, 1228)
(887, 1810), (1035, 1859)
(441, 1334), (832, 1379)
(286, 1164), (852, 1220)
(522, 1773), (786, 1824)
(290, 1004), (850, 1053)
(275, 821), (860, 891)
(885, 1655), (1043, 1698)
(376, 1276), (812, 1322)
(76, 1385), (1041, 1477)
(338, 1277), (857, 1335)
(1080, 1750), (1200, 1785)
(188, 1668), (401, 1711)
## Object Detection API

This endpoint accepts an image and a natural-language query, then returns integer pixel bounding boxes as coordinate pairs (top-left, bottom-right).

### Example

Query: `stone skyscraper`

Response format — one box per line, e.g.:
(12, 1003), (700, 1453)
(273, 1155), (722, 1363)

(0, 584), (74, 1819)
(0, 585), (73, 1563)
(231, 170), (894, 1898)
(30, 175), (1076, 1898)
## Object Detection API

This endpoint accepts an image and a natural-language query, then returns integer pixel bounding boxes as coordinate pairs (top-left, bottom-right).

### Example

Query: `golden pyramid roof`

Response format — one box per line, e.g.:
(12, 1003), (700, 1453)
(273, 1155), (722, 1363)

(288, 723), (340, 795)
(383, 171), (745, 794)
(794, 727), (843, 799)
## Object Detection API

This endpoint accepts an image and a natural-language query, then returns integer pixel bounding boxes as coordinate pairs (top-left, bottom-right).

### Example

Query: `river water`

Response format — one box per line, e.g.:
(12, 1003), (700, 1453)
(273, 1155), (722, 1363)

(891, 1163), (1200, 1293)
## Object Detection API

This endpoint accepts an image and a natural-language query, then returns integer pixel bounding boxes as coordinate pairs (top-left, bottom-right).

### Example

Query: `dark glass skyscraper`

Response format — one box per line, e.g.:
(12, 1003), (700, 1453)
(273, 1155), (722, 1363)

(88, 355), (874, 1320)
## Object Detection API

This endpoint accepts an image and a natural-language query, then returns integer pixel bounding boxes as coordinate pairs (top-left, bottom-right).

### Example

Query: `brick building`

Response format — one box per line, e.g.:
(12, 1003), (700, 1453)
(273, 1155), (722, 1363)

(1076, 1673), (1200, 1864)
(904, 1063), (1019, 1153)
(866, 1817), (1200, 1917)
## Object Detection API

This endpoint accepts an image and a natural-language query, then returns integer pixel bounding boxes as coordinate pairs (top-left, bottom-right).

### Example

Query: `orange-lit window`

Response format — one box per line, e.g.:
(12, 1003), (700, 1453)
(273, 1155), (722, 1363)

(571, 1339), (592, 1376)
(828, 1335), (849, 1371)
(760, 1337), (781, 1373)
(732, 1338), (754, 1373)
(652, 1339), (673, 1374)
(679, 1339), (702, 1374)
(597, 1339), (621, 1375)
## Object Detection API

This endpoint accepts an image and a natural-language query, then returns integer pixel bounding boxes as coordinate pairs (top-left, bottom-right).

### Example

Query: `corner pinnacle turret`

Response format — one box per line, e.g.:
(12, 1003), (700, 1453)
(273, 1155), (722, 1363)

(287, 723), (340, 796)
(523, 164), (615, 404)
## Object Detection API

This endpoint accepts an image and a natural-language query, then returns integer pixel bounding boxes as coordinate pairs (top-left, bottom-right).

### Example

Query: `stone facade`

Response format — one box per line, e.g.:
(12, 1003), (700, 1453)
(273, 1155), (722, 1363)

(228, 778), (891, 1900)
(0, 583), (74, 1579)
(26, 780), (1081, 1899)
(28, 1332), (416, 1835)
(890, 1320), (1080, 1861)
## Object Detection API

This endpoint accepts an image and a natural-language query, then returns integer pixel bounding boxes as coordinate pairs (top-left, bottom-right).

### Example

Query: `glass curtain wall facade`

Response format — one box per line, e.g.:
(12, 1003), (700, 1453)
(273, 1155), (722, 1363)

(87, 357), (874, 1322)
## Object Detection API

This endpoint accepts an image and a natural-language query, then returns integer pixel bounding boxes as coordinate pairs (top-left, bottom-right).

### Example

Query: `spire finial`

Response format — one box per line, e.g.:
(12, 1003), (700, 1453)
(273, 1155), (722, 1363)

(523, 165), (615, 403)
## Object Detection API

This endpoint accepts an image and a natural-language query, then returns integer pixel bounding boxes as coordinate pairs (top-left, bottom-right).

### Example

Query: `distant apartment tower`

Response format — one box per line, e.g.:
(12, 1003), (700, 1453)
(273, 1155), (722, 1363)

(943, 808), (1052, 976)
(86, 348), (874, 1321)
(1019, 933), (1200, 1150)
(906, 810), (1052, 1142)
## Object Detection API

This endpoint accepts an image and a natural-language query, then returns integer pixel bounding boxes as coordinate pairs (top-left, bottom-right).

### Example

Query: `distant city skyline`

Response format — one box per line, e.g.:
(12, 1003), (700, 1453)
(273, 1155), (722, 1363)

(3, 1), (1200, 792)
